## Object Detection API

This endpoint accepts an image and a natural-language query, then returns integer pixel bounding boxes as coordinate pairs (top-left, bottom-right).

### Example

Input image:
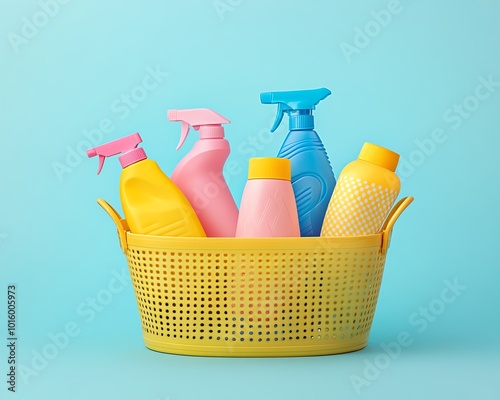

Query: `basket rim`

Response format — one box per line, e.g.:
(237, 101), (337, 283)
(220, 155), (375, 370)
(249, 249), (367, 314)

(125, 231), (383, 251)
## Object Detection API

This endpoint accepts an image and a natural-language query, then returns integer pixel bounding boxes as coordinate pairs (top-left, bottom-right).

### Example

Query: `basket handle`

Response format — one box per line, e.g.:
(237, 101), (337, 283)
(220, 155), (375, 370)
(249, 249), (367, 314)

(94, 196), (413, 255)
(97, 198), (129, 254)
(380, 196), (414, 255)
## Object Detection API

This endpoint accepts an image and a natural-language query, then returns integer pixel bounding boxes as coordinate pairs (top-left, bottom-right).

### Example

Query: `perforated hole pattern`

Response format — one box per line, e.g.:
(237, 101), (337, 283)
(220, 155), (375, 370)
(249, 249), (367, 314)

(126, 246), (385, 349)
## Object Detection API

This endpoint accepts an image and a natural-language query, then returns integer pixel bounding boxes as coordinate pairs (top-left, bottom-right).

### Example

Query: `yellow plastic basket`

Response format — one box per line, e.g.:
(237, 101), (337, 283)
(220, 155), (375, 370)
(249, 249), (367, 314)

(98, 196), (413, 357)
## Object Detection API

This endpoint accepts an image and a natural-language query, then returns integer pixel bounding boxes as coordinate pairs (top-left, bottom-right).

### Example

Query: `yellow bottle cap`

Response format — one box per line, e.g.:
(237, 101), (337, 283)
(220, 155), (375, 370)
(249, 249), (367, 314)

(248, 157), (291, 180)
(358, 143), (400, 172)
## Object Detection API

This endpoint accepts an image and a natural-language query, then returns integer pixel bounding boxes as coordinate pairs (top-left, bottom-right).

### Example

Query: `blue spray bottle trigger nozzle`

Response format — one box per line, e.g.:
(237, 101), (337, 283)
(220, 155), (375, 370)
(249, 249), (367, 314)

(260, 88), (331, 132)
(270, 103), (292, 132)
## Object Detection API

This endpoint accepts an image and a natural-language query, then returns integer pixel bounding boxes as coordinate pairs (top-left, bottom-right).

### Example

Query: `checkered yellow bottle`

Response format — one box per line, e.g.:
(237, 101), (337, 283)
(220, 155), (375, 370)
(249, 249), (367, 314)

(321, 143), (400, 237)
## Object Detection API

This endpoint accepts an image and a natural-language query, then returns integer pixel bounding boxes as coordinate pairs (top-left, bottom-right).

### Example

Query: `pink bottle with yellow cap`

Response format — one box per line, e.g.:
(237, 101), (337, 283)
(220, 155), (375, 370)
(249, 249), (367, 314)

(87, 133), (206, 237)
(321, 142), (400, 237)
(236, 157), (300, 238)
(168, 108), (238, 237)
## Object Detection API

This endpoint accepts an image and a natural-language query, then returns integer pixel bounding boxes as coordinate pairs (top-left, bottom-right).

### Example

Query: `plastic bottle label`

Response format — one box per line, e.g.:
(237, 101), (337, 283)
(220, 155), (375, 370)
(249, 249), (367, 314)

(321, 175), (398, 236)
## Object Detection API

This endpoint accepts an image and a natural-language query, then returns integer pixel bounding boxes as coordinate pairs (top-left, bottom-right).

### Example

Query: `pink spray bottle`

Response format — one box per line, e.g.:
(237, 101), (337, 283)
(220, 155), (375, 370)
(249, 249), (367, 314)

(167, 108), (239, 237)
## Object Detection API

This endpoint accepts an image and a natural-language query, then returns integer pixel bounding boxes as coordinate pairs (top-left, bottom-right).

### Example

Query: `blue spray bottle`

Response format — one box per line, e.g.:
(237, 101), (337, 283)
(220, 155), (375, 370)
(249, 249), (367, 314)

(260, 88), (336, 236)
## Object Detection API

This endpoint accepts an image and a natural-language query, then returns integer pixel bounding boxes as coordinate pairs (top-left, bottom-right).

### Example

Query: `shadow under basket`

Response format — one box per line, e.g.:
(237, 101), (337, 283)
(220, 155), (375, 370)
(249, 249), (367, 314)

(98, 196), (413, 357)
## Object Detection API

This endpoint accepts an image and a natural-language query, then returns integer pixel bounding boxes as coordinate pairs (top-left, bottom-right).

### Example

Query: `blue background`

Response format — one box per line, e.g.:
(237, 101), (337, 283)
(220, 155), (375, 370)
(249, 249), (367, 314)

(1, 0), (499, 399)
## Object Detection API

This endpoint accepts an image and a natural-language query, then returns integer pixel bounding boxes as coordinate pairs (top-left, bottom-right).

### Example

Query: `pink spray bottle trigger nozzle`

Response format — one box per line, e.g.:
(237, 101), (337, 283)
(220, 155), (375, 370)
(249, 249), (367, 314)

(178, 121), (191, 150)
(86, 132), (145, 174)
(167, 108), (230, 151)
(86, 148), (97, 158)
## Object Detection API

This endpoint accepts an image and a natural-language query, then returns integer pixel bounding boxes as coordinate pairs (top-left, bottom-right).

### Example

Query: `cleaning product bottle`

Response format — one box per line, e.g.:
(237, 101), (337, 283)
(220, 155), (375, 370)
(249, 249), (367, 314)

(260, 87), (335, 237)
(236, 157), (300, 238)
(87, 132), (206, 237)
(321, 142), (400, 237)
(167, 108), (238, 237)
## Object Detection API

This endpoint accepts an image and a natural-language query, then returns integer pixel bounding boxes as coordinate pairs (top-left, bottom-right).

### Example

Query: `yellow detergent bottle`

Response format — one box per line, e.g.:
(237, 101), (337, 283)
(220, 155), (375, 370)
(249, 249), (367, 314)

(321, 142), (400, 237)
(87, 133), (206, 237)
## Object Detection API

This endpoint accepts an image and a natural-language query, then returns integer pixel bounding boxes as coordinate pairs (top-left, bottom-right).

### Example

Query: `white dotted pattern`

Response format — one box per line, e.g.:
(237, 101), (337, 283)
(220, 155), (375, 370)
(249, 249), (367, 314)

(321, 175), (398, 237)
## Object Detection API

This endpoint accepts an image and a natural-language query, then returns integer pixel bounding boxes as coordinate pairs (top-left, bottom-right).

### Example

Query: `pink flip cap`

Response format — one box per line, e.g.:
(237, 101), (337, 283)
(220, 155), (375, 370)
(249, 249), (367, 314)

(118, 148), (147, 168)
